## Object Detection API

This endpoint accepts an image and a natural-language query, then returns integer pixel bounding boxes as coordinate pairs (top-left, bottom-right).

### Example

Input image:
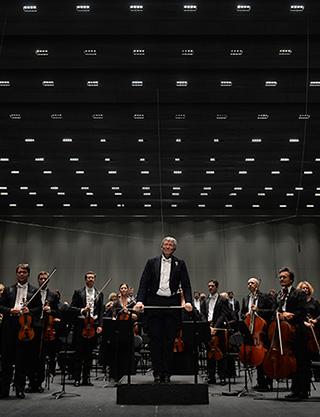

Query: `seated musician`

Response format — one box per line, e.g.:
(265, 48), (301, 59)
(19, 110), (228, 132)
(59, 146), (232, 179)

(70, 271), (104, 387)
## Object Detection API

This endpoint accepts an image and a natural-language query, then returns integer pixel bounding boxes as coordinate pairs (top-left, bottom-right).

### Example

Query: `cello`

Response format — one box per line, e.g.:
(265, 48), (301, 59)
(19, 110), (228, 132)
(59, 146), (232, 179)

(263, 311), (296, 379)
(239, 306), (267, 367)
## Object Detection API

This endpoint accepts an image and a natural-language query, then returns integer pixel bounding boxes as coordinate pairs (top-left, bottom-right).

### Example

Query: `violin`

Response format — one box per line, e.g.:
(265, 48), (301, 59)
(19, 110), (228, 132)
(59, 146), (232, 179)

(82, 304), (95, 339)
(207, 332), (224, 361)
(263, 311), (296, 379)
(239, 308), (267, 367)
(173, 329), (185, 353)
(43, 301), (56, 342)
(18, 311), (35, 342)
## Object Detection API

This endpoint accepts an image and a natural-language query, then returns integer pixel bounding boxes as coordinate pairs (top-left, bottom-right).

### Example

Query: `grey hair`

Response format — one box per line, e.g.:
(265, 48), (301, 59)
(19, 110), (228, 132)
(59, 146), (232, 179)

(161, 236), (177, 247)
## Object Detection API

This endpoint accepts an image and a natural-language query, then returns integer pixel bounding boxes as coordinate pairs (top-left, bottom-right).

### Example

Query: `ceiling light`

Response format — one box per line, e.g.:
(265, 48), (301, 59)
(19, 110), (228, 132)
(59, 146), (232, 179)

(264, 187), (273, 190)
(57, 192), (65, 195)
(11, 170), (20, 174)
(238, 170), (247, 174)
(63, 203), (71, 207)
(132, 49), (145, 55)
(0, 81), (10, 87)
(229, 192), (237, 196)
(220, 81), (232, 87)
(216, 114), (228, 120)
(279, 49), (292, 56)
(42, 80), (54, 87)
(43, 170), (52, 174)
(175, 114), (186, 120)
(172, 187), (181, 190)
(237, 5), (251, 12)
(35, 49), (48, 56)
(225, 204), (233, 208)
(0, 187), (8, 189)
(171, 204), (178, 208)
(90, 204), (98, 207)
(76, 5), (90, 12)
(10, 113), (22, 119)
(315, 158), (320, 162)
(144, 204), (151, 207)
(279, 204), (287, 208)
(104, 157), (111, 162)
(286, 193), (294, 196)
(306, 204), (314, 208)
(138, 138), (144, 142)
(245, 157), (255, 162)
(304, 171), (313, 175)
(258, 193), (266, 196)
(50, 186), (58, 190)
(81, 186), (90, 190)
(295, 186), (303, 190)
(181, 49), (194, 56)
(117, 203), (125, 208)
(23, 5), (37, 13)
(257, 114), (269, 120)
(298, 114), (310, 119)
(87, 80), (99, 87)
(0, 158), (9, 162)
(290, 5), (304, 12)
(112, 186), (120, 190)
(108, 170), (117, 174)
(251, 138), (262, 142)
(280, 157), (290, 162)
(143, 192), (151, 196)
(141, 170), (149, 174)
(175, 138), (182, 142)
(176, 81), (188, 87)
(69, 157), (79, 161)
(142, 186), (150, 190)
(133, 113), (144, 119)
(51, 113), (63, 119)
(289, 138), (300, 142)
(206, 170), (215, 174)
(20, 186), (28, 190)
(252, 204), (260, 208)
(75, 170), (84, 174)
(310, 81), (320, 87)
(92, 113), (104, 119)
(234, 187), (242, 190)
(130, 5), (144, 12)
(83, 49), (97, 56)
(34, 157), (44, 161)
(62, 138), (72, 142)
(131, 80), (143, 87)
(210, 157), (215, 161)
(315, 193), (320, 197)
(29, 191), (36, 195)
(172, 193), (180, 196)
(184, 5), (198, 12)
(265, 81), (278, 87)
(173, 170), (182, 174)
(230, 49), (243, 56)
(200, 192), (208, 196)
(213, 138), (220, 142)
(86, 192), (94, 196)
(9, 203), (17, 207)
(271, 170), (280, 174)
(0, 192), (8, 195)
(174, 158), (181, 162)
(100, 138), (107, 142)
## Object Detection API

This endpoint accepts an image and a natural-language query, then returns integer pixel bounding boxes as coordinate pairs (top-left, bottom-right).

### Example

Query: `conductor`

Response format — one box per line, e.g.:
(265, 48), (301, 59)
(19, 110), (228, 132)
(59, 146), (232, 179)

(134, 236), (193, 383)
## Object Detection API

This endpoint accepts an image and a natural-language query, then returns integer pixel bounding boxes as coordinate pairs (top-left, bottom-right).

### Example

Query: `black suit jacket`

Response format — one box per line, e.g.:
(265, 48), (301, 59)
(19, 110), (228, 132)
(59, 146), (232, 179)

(275, 287), (307, 325)
(200, 295), (229, 328)
(136, 255), (192, 304)
(241, 291), (275, 322)
(70, 287), (104, 327)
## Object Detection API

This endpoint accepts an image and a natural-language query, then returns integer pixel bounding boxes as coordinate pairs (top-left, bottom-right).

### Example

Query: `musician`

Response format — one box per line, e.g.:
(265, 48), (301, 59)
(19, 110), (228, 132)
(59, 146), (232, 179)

(134, 236), (193, 383)
(0, 263), (42, 399)
(193, 291), (201, 312)
(104, 292), (118, 318)
(111, 282), (135, 319)
(227, 291), (240, 319)
(200, 280), (229, 384)
(70, 271), (104, 386)
(240, 277), (274, 391)
(26, 271), (61, 393)
(276, 267), (309, 401)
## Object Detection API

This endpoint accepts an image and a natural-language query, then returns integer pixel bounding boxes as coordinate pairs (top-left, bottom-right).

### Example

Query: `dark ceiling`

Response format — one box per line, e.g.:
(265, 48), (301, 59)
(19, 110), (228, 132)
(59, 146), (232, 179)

(0, 0), (320, 218)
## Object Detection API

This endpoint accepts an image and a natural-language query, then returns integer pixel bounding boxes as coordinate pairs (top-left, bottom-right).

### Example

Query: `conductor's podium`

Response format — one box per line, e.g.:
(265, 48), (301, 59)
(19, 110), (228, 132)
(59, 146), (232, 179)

(117, 378), (209, 405)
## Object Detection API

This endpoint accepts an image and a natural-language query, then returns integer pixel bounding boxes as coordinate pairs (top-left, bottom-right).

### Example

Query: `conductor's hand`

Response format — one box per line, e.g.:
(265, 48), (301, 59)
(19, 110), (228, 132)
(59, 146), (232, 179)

(184, 302), (193, 312)
(134, 302), (144, 312)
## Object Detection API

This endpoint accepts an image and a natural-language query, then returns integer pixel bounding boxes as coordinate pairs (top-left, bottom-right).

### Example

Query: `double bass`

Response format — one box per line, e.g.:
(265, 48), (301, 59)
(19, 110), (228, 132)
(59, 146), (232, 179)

(239, 306), (267, 367)
(263, 311), (296, 379)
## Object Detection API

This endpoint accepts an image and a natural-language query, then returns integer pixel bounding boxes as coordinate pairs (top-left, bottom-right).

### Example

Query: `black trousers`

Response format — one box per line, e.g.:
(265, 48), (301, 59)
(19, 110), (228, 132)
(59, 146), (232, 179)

(145, 294), (180, 377)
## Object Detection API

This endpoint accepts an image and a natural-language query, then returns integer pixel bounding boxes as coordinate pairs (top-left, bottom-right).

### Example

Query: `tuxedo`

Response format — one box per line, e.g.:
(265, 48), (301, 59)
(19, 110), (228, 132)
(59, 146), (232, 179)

(241, 291), (274, 323)
(70, 287), (104, 384)
(136, 254), (192, 378)
(0, 283), (42, 397)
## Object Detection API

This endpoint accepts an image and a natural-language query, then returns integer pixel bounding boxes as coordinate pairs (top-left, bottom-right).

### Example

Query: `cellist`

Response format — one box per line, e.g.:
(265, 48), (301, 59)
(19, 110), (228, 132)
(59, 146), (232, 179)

(70, 271), (104, 387)
(274, 267), (309, 401)
(0, 263), (42, 399)
(240, 277), (274, 391)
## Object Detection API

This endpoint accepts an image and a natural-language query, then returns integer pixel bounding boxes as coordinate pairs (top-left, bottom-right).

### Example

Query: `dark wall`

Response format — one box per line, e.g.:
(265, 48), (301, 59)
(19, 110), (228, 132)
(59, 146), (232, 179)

(0, 218), (319, 302)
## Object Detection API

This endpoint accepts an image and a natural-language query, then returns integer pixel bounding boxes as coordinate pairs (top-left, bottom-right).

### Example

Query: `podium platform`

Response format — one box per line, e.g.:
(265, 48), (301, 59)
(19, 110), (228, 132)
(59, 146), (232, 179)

(116, 377), (209, 405)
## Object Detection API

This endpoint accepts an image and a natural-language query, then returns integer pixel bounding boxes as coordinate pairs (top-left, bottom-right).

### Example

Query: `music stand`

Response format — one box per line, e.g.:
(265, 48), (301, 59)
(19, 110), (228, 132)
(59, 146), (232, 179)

(101, 318), (134, 385)
(52, 323), (80, 400)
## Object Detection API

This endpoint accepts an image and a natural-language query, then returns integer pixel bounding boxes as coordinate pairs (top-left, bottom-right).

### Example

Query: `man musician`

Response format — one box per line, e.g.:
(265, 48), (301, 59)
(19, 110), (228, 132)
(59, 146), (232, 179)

(0, 263), (42, 399)
(70, 271), (104, 386)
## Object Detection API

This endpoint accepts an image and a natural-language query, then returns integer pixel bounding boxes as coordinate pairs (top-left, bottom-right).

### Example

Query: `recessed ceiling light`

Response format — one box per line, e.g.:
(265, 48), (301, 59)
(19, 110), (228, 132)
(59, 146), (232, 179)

(11, 170), (20, 174)
(76, 5), (90, 12)
(86, 192), (94, 196)
(184, 5), (198, 12)
(295, 186), (303, 190)
(289, 138), (300, 142)
(230, 49), (243, 56)
(225, 204), (233, 208)
(104, 157), (111, 162)
(280, 157), (290, 162)
(117, 203), (125, 208)
(238, 170), (247, 174)
(265, 80), (278, 87)
(87, 80), (99, 87)
(237, 5), (251, 12)
(257, 114), (269, 120)
(133, 113), (145, 119)
(286, 193), (294, 196)
(142, 186), (150, 190)
(173, 170), (182, 174)
(271, 170), (280, 174)
(143, 192), (151, 196)
(209, 157), (215, 161)
(34, 157), (44, 162)
(20, 186), (28, 190)
(63, 203), (71, 207)
(35, 49), (48, 56)
(203, 187), (212, 190)
(252, 204), (260, 208)
(144, 204), (152, 207)
(206, 170), (215, 174)
(181, 49), (194, 56)
(279, 49), (292, 56)
(175, 113), (186, 120)
(112, 187), (120, 190)
(51, 113), (63, 119)
(108, 170), (117, 174)
(251, 138), (262, 143)
(92, 113), (104, 119)
(9, 203), (17, 207)
(36, 203), (44, 207)
(174, 157), (181, 162)
(290, 5), (304, 12)
(42, 80), (54, 87)
(83, 49), (97, 56)
(172, 192), (180, 196)
(198, 204), (206, 208)
(279, 204), (287, 208)
(264, 187), (273, 190)
(90, 204), (98, 207)
(23, 5), (37, 13)
(234, 187), (242, 190)
(141, 170), (149, 174)
(132, 49), (145, 55)
(176, 81), (188, 87)
(0, 157), (9, 162)
(138, 138), (144, 142)
(304, 171), (313, 175)
(62, 138), (72, 142)
(0, 81), (10, 87)
(131, 80), (143, 87)
(310, 81), (320, 87)
(29, 191), (37, 195)
(258, 193), (266, 196)
(10, 113), (22, 119)
(176, 138), (182, 142)
(130, 5), (144, 12)
(57, 192), (65, 195)
(229, 192), (237, 196)
(172, 187), (181, 190)
(220, 81), (232, 87)
(200, 192), (208, 196)
(245, 157), (255, 162)
(25, 138), (35, 142)
(81, 186), (90, 190)
(50, 186), (59, 190)
(43, 170), (52, 174)
(0, 192), (8, 195)
(306, 204), (314, 208)
(216, 114), (228, 120)
(69, 157), (79, 162)
(171, 204), (178, 207)
(298, 114), (310, 120)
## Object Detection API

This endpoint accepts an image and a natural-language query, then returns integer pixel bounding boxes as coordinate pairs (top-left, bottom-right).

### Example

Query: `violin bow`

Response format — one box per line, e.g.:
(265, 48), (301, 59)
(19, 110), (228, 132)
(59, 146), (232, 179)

(24, 267), (57, 307)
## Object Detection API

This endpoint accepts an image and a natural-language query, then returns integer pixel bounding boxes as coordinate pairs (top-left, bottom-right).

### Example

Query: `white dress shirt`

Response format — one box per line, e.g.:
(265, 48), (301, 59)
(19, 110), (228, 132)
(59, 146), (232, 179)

(208, 293), (218, 322)
(14, 283), (28, 309)
(156, 256), (172, 297)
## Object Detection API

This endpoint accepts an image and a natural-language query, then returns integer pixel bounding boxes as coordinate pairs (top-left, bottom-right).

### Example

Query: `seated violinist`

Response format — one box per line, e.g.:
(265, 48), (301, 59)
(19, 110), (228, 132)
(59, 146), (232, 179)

(70, 271), (104, 387)
(0, 263), (42, 400)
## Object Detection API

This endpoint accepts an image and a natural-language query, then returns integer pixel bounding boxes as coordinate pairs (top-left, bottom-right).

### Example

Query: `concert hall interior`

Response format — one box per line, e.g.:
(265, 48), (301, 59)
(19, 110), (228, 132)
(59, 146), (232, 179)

(0, 1), (320, 416)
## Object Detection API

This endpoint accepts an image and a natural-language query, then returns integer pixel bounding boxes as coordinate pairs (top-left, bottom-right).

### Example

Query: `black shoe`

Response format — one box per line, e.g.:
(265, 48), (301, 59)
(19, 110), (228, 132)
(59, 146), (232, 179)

(16, 391), (25, 399)
(162, 375), (170, 384)
(74, 381), (80, 387)
(153, 375), (161, 384)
